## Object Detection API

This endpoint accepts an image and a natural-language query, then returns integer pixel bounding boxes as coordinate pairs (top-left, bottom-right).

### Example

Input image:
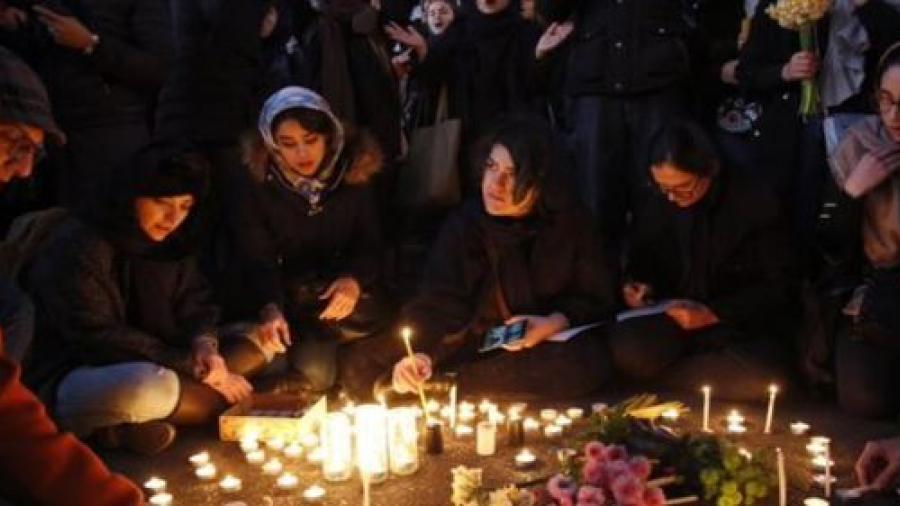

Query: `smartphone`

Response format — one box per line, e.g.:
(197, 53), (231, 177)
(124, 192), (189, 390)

(479, 320), (528, 353)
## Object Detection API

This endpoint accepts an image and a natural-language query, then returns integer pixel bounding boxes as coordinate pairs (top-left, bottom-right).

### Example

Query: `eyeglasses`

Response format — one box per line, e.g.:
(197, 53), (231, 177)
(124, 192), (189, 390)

(876, 90), (900, 115)
(0, 125), (46, 165)
(655, 175), (705, 199)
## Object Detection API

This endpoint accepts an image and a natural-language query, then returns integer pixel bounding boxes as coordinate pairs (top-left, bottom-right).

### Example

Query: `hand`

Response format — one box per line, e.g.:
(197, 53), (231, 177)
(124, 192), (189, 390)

(392, 49), (412, 78)
(392, 353), (432, 394)
(781, 51), (819, 82)
(384, 22), (427, 60)
(665, 300), (720, 330)
(856, 438), (900, 491)
(192, 342), (227, 383)
(0, 3), (27, 31)
(503, 313), (569, 352)
(720, 59), (739, 85)
(258, 303), (291, 353)
(259, 4), (278, 39)
(318, 276), (361, 321)
(623, 282), (653, 309)
(32, 5), (96, 51)
(535, 21), (574, 59)
(205, 372), (253, 404)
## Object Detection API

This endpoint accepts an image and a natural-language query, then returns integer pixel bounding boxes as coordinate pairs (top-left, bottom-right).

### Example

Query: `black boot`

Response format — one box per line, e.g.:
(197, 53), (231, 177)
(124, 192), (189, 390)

(94, 421), (176, 456)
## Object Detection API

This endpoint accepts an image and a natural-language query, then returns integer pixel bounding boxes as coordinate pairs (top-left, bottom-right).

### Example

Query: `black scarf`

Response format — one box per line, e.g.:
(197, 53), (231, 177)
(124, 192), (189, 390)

(478, 209), (540, 317)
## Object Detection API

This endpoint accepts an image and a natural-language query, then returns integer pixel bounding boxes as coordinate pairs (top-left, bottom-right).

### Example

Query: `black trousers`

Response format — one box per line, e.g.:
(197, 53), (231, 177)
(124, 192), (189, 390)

(836, 330), (900, 419)
(608, 315), (791, 401)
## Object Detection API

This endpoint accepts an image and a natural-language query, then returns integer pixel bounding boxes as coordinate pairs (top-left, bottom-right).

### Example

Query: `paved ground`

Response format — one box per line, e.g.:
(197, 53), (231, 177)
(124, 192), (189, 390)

(99, 389), (900, 506)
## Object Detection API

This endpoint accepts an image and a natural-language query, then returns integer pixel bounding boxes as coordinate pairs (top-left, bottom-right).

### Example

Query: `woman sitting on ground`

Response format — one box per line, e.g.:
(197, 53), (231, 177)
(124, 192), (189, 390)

(229, 86), (390, 393)
(25, 143), (276, 455)
(830, 44), (900, 419)
(607, 121), (799, 400)
(347, 116), (617, 399)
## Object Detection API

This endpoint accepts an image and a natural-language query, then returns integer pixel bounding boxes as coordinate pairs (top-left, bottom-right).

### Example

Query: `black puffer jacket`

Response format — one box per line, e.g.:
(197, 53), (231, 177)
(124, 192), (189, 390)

(24, 217), (220, 402)
(539, 0), (692, 96)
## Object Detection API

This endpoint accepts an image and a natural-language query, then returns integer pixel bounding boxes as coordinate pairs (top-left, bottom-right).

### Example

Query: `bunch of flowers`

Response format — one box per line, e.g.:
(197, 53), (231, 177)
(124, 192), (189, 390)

(543, 442), (667, 506)
(765, 0), (832, 117)
(451, 466), (535, 506)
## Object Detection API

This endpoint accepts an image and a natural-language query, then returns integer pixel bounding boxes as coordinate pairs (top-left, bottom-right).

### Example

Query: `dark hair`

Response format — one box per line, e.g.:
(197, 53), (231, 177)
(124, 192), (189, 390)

(876, 42), (900, 89)
(471, 115), (553, 204)
(648, 121), (720, 177)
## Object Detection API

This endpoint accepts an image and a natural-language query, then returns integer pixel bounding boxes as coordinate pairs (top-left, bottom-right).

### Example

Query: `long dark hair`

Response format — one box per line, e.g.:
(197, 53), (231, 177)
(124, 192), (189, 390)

(648, 121), (721, 178)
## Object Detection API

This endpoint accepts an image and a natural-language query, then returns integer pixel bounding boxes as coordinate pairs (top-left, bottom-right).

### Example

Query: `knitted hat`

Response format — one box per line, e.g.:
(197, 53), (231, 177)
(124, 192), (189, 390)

(0, 47), (65, 144)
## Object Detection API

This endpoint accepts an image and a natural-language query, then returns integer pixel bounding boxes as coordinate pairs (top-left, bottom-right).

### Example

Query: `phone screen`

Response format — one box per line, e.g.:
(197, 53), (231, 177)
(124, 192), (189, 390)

(479, 320), (527, 353)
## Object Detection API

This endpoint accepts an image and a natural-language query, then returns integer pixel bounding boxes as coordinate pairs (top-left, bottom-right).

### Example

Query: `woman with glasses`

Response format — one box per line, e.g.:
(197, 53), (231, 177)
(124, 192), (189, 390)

(830, 44), (900, 419)
(607, 121), (799, 400)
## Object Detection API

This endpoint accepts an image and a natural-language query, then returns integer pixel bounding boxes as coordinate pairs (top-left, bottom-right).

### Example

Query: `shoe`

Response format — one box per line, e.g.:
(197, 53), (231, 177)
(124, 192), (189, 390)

(95, 421), (177, 456)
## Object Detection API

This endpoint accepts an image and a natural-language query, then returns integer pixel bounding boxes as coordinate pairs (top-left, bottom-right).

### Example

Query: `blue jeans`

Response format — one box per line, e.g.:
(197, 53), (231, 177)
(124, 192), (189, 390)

(55, 362), (180, 437)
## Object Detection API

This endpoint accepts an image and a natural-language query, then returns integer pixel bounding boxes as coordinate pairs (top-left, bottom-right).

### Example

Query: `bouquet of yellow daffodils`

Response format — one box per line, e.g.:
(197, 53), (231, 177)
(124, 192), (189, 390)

(766, 0), (832, 117)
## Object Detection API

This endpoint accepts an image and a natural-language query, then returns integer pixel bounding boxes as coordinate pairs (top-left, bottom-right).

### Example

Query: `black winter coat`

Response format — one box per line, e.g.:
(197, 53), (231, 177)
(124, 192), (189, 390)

(539, 0), (692, 96)
(403, 189), (617, 363)
(24, 217), (220, 401)
(628, 172), (798, 334)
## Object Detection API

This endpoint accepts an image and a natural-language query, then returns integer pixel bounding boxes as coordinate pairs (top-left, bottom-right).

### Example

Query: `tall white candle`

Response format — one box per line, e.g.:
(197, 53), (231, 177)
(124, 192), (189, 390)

(476, 421), (496, 456)
(362, 471), (371, 506)
(449, 384), (458, 429)
(701, 385), (712, 432)
(824, 444), (832, 498)
(764, 384), (779, 434)
(777, 448), (787, 506)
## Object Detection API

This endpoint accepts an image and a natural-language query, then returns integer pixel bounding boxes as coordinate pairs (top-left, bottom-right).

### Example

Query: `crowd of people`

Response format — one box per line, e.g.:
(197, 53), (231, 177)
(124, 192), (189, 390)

(1, 0), (900, 503)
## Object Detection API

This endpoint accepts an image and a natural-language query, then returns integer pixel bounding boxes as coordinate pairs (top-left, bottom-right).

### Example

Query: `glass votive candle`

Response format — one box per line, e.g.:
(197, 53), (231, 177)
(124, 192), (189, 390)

(218, 474), (241, 493)
(239, 436), (259, 453)
(476, 421), (497, 456)
(388, 407), (419, 476)
(479, 399), (494, 414)
(426, 399), (441, 414)
(555, 415), (572, 430)
(307, 446), (325, 465)
(566, 407), (584, 420)
(302, 485), (326, 503)
(322, 412), (353, 482)
(266, 437), (285, 451)
(355, 404), (390, 484)
(195, 463), (217, 480)
(790, 422), (811, 435)
(544, 424), (562, 439)
(458, 410), (476, 423)
(301, 432), (319, 448)
(540, 409), (558, 422)
(811, 455), (835, 470)
(284, 442), (303, 459)
(812, 474), (837, 487)
(262, 458), (283, 476)
(149, 492), (173, 506)
(804, 498), (829, 506)
(661, 409), (680, 422)
(455, 424), (474, 438)
(189, 451), (210, 467)
(514, 448), (537, 469)
(523, 417), (540, 432)
(276, 472), (299, 490)
(246, 449), (266, 465)
(143, 477), (166, 493)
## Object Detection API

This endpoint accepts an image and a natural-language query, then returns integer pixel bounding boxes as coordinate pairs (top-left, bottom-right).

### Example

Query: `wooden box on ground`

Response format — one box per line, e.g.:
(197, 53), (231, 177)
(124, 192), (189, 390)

(218, 393), (327, 441)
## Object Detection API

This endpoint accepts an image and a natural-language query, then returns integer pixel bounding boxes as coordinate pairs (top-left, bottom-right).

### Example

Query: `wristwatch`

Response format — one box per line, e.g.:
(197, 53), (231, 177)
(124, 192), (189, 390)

(83, 33), (100, 55)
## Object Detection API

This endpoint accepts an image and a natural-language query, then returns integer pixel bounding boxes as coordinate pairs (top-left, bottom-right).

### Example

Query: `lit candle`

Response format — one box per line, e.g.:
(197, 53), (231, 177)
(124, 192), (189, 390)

(342, 400), (356, 416)
(149, 492), (173, 506)
(813, 474), (837, 487)
(218, 474), (241, 493)
(189, 451), (210, 468)
(301, 432), (319, 448)
(143, 477), (166, 493)
(661, 408), (680, 422)
(476, 421), (496, 456)
(824, 444), (833, 498)
(544, 424), (562, 439)
(307, 446), (325, 465)
(302, 485), (326, 503)
(539, 409), (558, 422)
(449, 384), (458, 428)
(440, 406), (453, 419)
(400, 327), (430, 420)
(240, 436), (259, 453)
(426, 399), (441, 414)
(459, 401), (475, 412)
(455, 424), (474, 438)
(479, 399), (494, 414)
(355, 404), (390, 483)
(811, 455), (835, 470)
(195, 463), (217, 480)
(764, 384), (779, 434)
(509, 402), (528, 418)
(701, 385), (712, 432)
(276, 472), (299, 490)
(514, 448), (537, 469)
(266, 437), (285, 451)
(555, 415), (572, 430)
(458, 410), (476, 423)
(591, 403), (608, 414)
(790, 422), (811, 435)
(777, 448), (787, 506)
(388, 407), (419, 475)
(726, 410), (746, 434)
(246, 449), (266, 465)
(566, 407), (584, 420)
(803, 499), (829, 506)
(284, 442), (303, 459)
(322, 412), (353, 482)
(262, 458), (283, 476)
(807, 442), (828, 455)
(523, 417), (540, 432)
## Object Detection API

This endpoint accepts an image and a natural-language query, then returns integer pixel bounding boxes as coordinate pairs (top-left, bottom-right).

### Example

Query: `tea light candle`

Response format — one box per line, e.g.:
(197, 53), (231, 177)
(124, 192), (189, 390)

(591, 403), (608, 414)
(143, 477), (166, 493)
(807, 442), (828, 455)
(459, 401), (475, 412)
(458, 410), (476, 423)
(307, 446), (325, 464)
(426, 399), (441, 413)
(813, 474), (837, 487)
(726, 410), (746, 434)
(489, 409), (506, 425)
(509, 402), (528, 417)
(455, 424), (474, 438)
(790, 422), (811, 435)
(195, 463), (217, 480)
(440, 406), (453, 419)
(811, 455), (835, 470)
(219, 475), (241, 493)
(262, 458), (283, 475)
(803, 499), (828, 506)
(284, 442), (303, 459)
(303, 485), (326, 503)
(276, 472), (299, 490)
(301, 433), (319, 448)
(523, 417), (540, 432)
(661, 408), (680, 422)
(246, 449), (266, 465)
(476, 421), (496, 456)
(189, 450), (210, 468)
(810, 436), (831, 447)
(149, 492), (173, 506)
(544, 424), (562, 439)
(555, 415), (572, 429)
(566, 407), (584, 420)
(266, 437), (285, 451)
(514, 448), (537, 469)
(539, 409), (558, 422)
(240, 436), (258, 453)
(479, 399), (494, 414)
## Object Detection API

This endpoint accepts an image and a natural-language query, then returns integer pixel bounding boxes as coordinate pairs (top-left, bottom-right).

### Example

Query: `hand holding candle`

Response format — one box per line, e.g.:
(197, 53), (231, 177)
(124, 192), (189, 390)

(395, 327), (431, 417)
